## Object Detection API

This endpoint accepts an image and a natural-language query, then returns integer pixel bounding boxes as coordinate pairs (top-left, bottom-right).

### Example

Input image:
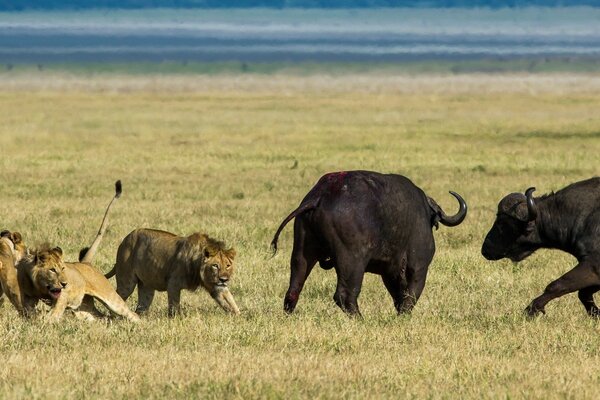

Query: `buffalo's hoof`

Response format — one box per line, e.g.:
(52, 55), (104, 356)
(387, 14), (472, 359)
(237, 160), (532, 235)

(525, 304), (545, 318)
(283, 302), (297, 314)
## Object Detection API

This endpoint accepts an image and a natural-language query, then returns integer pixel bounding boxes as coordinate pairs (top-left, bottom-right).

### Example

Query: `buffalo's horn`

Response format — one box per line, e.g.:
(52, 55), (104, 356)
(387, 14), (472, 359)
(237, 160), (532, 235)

(525, 187), (537, 222)
(438, 191), (468, 227)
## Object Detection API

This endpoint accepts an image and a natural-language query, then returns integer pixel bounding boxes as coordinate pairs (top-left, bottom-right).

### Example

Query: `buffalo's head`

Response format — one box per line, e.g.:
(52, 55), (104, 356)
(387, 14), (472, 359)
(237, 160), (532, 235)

(482, 187), (539, 262)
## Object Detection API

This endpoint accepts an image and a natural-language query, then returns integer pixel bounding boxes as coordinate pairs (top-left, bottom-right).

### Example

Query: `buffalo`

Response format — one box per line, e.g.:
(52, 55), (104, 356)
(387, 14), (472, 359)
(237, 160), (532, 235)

(482, 177), (600, 317)
(271, 170), (467, 315)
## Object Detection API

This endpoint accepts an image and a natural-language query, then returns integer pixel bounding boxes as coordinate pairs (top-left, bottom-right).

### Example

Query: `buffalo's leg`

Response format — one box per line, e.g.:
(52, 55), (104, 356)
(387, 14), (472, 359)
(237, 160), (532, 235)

(397, 249), (433, 314)
(578, 285), (600, 317)
(398, 267), (429, 313)
(333, 253), (366, 316)
(284, 219), (318, 313)
(526, 262), (600, 317)
(381, 271), (408, 314)
(333, 273), (364, 316)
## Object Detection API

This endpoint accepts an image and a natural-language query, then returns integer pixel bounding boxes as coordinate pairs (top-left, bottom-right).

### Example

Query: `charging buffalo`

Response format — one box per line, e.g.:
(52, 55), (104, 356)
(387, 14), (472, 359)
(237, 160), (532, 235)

(271, 170), (467, 315)
(482, 177), (600, 317)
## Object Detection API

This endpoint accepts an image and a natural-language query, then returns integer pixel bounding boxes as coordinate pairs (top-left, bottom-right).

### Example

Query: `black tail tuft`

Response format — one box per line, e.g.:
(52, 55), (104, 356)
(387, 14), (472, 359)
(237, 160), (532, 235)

(115, 180), (122, 198)
(79, 247), (90, 262)
(270, 240), (278, 258)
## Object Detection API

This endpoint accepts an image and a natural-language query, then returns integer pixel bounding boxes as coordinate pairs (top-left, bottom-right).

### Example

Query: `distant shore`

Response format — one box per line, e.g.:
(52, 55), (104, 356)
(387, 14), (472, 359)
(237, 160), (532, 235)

(1, 8), (600, 65)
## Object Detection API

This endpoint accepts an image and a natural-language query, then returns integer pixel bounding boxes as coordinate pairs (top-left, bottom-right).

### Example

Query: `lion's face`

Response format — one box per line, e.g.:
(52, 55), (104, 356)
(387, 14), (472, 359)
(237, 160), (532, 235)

(31, 247), (68, 300)
(202, 248), (236, 287)
(0, 230), (27, 263)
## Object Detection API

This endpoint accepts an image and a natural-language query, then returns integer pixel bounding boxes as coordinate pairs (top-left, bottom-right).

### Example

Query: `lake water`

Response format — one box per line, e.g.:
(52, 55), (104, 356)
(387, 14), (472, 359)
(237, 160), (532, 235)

(1, 8), (600, 63)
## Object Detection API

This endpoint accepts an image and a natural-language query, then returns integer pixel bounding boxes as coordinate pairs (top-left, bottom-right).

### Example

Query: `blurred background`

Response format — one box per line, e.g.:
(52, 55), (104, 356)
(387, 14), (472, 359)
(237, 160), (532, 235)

(1, 1), (600, 74)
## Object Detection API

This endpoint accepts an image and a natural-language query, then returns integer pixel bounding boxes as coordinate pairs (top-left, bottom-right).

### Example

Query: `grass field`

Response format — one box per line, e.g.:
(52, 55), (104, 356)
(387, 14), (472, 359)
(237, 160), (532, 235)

(0, 71), (599, 399)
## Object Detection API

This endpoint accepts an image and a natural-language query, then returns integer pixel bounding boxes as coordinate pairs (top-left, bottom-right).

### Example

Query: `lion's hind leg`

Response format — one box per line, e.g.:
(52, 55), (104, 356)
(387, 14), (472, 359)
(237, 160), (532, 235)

(89, 286), (141, 323)
(135, 280), (155, 315)
(76, 295), (106, 321)
(96, 294), (140, 323)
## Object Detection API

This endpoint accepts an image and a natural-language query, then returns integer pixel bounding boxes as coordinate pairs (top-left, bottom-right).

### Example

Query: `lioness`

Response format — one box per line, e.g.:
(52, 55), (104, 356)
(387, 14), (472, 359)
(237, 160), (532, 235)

(1, 180), (133, 321)
(0, 231), (27, 313)
(17, 245), (140, 322)
(105, 228), (240, 317)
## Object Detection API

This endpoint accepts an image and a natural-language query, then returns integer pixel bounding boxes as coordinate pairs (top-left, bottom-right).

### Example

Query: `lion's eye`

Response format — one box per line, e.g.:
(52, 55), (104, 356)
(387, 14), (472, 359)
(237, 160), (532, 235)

(50, 268), (57, 274)
(211, 264), (219, 270)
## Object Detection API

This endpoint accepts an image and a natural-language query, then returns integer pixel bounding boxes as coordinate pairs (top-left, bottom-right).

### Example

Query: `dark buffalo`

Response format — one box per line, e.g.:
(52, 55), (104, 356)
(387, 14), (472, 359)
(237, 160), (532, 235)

(271, 170), (467, 315)
(482, 177), (600, 317)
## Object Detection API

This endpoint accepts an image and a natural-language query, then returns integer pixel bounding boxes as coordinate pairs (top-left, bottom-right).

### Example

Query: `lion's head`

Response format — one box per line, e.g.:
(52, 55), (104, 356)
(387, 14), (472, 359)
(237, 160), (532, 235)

(29, 246), (68, 301)
(0, 230), (27, 263)
(202, 241), (236, 288)
(180, 233), (236, 290)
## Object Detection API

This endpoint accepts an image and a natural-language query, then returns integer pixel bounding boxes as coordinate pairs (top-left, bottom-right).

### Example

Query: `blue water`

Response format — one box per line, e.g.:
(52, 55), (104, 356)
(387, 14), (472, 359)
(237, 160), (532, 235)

(1, 8), (599, 62)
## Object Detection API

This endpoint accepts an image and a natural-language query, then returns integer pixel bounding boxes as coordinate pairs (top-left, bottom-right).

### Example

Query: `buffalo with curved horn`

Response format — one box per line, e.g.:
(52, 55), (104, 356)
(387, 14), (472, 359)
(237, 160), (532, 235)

(271, 170), (467, 316)
(482, 177), (600, 317)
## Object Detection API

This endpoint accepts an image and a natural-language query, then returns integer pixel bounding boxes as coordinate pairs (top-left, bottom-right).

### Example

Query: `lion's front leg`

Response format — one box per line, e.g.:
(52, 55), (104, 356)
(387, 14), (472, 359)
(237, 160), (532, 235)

(46, 296), (68, 323)
(210, 287), (240, 315)
(22, 296), (40, 318)
(167, 280), (182, 318)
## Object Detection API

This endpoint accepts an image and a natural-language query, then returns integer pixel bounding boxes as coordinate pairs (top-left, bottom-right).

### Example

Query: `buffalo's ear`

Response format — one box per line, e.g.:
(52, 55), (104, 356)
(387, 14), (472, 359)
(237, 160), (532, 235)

(512, 202), (530, 222)
(525, 220), (536, 234)
(426, 197), (441, 230)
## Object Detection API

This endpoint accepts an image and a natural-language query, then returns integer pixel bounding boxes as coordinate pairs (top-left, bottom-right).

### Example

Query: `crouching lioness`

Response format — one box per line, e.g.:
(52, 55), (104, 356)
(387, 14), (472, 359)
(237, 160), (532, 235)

(105, 228), (240, 317)
(18, 246), (140, 323)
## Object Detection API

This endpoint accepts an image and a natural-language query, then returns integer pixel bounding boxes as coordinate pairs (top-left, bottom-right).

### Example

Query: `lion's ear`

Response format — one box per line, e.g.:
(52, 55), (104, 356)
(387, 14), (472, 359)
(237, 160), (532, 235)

(11, 232), (22, 244)
(226, 248), (236, 260)
(203, 248), (211, 258)
(52, 247), (63, 257)
(0, 230), (10, 238)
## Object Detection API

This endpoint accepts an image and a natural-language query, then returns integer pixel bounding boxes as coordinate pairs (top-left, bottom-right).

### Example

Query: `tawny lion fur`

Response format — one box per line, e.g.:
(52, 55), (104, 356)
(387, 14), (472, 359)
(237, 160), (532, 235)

(105, 228), (240, 317)
(0, 231), (27, 314)
(17, 245), (139, 322)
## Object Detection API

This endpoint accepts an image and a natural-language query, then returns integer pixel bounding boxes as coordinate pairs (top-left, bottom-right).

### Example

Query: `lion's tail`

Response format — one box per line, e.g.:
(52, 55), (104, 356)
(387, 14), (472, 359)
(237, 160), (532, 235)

(80, 180), (122, 264)
(104, 265), (117, 279)
(270, 197), (319, 256)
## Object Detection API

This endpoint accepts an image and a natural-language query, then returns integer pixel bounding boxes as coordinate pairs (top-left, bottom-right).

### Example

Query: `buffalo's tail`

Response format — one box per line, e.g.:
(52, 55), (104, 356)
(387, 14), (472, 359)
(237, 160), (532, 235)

(270, 198), (319, 256)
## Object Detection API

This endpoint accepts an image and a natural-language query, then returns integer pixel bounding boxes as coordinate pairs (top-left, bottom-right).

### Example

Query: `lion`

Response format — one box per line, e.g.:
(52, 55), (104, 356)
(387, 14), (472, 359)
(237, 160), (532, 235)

(104, 228), (240, 317)
(17, 245), (140, 322)
(0, 230), (27, 313)
(1, 180), (135, 322)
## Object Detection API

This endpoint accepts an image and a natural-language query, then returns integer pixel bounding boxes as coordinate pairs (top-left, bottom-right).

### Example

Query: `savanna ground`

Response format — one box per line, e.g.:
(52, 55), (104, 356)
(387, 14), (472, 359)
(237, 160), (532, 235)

(0, 70), (599, 399)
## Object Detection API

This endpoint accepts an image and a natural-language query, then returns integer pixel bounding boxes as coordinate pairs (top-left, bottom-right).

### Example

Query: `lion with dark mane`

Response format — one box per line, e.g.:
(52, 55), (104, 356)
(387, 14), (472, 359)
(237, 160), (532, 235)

(105, 228), (240, 317)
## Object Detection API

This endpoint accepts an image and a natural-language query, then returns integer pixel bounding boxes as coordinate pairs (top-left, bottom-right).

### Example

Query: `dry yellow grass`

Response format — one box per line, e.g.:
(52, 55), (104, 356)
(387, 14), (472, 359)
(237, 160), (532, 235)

(0, 72), (599, 399)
